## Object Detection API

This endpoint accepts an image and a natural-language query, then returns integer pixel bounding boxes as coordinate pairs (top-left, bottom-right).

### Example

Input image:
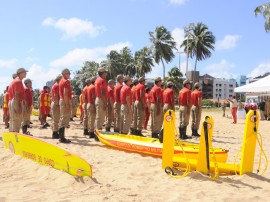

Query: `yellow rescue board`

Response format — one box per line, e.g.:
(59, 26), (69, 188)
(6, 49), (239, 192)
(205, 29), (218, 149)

(2, 132), (92, 177)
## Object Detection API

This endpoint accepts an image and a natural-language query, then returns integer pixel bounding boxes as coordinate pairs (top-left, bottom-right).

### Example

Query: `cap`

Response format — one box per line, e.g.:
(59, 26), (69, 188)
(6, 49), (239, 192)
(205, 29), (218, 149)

(116, 74), (124, 81)
(161, 81), (165, 86)
(167, 81), (174, 86)
(85, 78), (91, 84)
(61, 68), (70, 75)
(55, 75), (62, 82)
(12, 73), (17, 79)
(138, 77), (145, 82)
(90, 76), (97, 83)
(132, 79), (138, 84)
(154, 77), (162, 82)
(183, 79), (192, 85)
(98, 67), (107, 73)
(194, 82), (200, 88)
(124, 76), (132, 82)
(24, 78), (32, 84)
(16, 67), (28, 74)
(108, 79), (115, 84)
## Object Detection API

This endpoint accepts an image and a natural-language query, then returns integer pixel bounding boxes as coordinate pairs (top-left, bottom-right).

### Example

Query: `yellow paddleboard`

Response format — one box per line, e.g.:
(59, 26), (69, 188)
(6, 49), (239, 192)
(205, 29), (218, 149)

(2, 132), (92, 177)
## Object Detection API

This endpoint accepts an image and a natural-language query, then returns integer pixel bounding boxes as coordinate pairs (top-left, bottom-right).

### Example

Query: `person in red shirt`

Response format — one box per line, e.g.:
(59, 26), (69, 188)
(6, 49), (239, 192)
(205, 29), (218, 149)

(150, 77), (163, 138)
(120, 76), (132, 134)
(8, 67), (27, 133)
(113, 74), (124, 132)
(178, 79), (192, 139)
(163, 81), (175, 112)
(191, 82), (202, 137)
(143, 87), (151, 130)
(82, 79), (91, 136)
(39, 86), (50, 128)
(22, 78), (33, 135)
(3, 87), (10, 129)
(79, 93), (83, 122)
(95, 67), (108, 131)
(86, 76), (97, 139)
(130, 78), (138, 134)
(105, 79), (115, 131)
(51, 75), (62, 139)
(58, 68), (72, 143)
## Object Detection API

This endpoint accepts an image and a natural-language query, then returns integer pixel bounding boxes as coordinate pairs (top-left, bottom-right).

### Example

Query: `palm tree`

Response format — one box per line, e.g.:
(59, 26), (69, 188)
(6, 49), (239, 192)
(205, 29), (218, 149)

(167, 67), (183, 94)
(149, 26), (176, 79)
(255, 2), (270, 32)
(120, 47), (136, 77)
(134, 46), (154, 77)
(105, 50), (123, 79)
(181, 22), (215, 82)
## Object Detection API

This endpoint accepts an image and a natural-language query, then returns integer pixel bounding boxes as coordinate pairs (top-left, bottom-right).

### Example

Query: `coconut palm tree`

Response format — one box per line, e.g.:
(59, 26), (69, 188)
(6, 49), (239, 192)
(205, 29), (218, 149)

(149, 26), (176, 79)
(120, 47), (136, 77)
(255, 2), (270, 32)
(134, 46), (154, 77)
(181, 22), (215, 81)
(105, 50), (123, 79)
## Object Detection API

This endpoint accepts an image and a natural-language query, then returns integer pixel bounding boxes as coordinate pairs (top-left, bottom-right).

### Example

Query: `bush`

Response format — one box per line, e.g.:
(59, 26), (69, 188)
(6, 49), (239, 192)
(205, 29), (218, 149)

(202, 99), (215, 108)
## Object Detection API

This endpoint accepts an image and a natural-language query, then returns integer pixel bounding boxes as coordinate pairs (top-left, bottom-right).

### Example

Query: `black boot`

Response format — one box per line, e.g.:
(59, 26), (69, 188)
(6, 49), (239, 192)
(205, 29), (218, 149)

(94, 132), (99, 141)
(59, 127), (71, 143)
(114, 128), (119, 133)
(137, 130), (145, 137)
(179, 127), (183, 139)
(83, 129), (90, 136)
(152, 133), (159, 139)
(52, 131), (59, 139)
(130, 128), (135, 135)
(182, 126), (192, 139)
(192, 129), (200, 137)
(22, 125), (32, 136)
(105, 127), (111, 132)
(89, 131), (95, 139)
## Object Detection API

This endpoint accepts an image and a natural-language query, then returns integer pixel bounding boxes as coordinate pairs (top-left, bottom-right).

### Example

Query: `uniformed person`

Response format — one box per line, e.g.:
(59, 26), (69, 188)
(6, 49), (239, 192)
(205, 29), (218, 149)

(82, 79), (91, 135)
(86, 76), (97, 138)
(8, 67), (27, 133)
(113, 75), (124, 132)
(191, 82), (202, 137)
(3, 87), (10, 129)
(105, 79), (115, 131)
(58, 68), (72, 143)
(22, 78), (33, 135)
(51, 75), (62, 139)
(265, 97), (270, 120)
(133, 77), (146, 136)
(120, 76), (132, 134)
(130, 78), (139, 134)
(149, 77), (163, 138)
(163, 81), (175, 113)
(178, 79), (192, 139)
(70, 91), (78, 121)
(95, 67), (108, 130)
(39, 86), (50, 128)
(143, 87), (151, 130)
(79, 93), (83, 122)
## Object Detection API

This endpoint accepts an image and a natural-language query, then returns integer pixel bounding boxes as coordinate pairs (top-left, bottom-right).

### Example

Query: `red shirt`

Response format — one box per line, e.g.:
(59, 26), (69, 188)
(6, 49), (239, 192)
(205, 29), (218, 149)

(163, 88), (175, 105)
(178, 87), (191, 106)
(120, 85), (131, 104)
(131, 85), (137, 104)
(24, 86), (33, 106)
(135, 83), (145, 101)
(150, 85), (162, 103)
(40, 90), (47, 107)
(87, 84), (96, 104)
(8, 77), (25, 101)
(107, 87), (114, 102)
(59, 78), (72, 99)
(95, 77), (107, 98)
(82, 85), (88, 103)
(114, 83), (122, 103)
(191, 89), (202, 106)
(51, 83), (60, 102)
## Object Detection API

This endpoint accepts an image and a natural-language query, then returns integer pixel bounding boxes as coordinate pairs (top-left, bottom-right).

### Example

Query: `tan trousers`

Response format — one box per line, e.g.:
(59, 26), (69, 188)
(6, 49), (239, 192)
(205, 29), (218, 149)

(150, 103), (163, 134)
(95, 98), (106, 130)
(59, 99), (71, 128)
(191, 105), (201, 130)
(133, 100), (144, 131)
(163, 104), (173, 114)
(71, 106), (77, 118)
(9, 99), (22, 133)
(87, 103), (96, 132)
(105, 103), (113, 128)
(120, 104), (132, 134)
(179, 105), (191, 128)
(22, 104), (31, 125)
(51, 101), (60, 132)
(114, 102), (121, 130)
(82, 103), (88, 129)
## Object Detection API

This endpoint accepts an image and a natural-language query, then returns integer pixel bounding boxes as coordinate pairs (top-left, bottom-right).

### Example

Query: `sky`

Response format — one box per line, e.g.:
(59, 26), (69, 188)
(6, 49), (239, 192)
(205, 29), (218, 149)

(0, 0), (270, 93)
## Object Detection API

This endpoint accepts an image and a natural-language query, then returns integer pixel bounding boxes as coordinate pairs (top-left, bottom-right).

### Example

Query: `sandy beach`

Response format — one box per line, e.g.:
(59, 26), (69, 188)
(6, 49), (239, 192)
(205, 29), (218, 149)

(0, 108), (270, 202)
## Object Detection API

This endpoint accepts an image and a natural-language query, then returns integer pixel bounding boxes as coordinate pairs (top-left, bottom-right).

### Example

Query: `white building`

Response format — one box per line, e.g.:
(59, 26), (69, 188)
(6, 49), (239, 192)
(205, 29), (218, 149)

(213, 78), (236, 99)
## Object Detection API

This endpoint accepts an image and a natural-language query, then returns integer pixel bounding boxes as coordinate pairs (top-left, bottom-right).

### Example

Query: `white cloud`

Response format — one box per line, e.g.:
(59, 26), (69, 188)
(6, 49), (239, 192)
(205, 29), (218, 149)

(169, 0), (189, 5)
(0, 76), (12, 93)
(50, 42), (132, 68)
(247, 62), (270, 78)
(216, 35), (242, 50)
(42, 17), (106, 39)
(171, 27), (185, 51)
(0, 59), (18, 69)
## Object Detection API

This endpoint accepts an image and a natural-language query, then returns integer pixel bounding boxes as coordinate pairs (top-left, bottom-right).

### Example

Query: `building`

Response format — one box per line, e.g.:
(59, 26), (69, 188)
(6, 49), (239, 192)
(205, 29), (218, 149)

(199, 74), (214, 99)
(236, 75), (246, 87)
(186, 70), (199, 83)
(212, 78), (236, 99)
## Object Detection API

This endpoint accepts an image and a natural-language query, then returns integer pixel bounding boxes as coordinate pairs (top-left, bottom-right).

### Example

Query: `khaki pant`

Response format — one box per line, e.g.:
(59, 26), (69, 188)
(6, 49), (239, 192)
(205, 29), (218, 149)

(130, 103), (135, 129)
(133, 100), (145, 131)
(22, 104), (31, 125)
(114, 102), (121, 130)
(82, 103), (88, 129)
(51, 101), (60, 132)
(163, 104), (173, 114)
(9, 99), (23, 133)
(71, 106), (77, 118)
(191, 105), (201, 130)
(59, 99), (71, 128)
(87, 103), (96, 132)
(120, 104), (132, 134)
(150, 103), (163, 134)
(105, 103), (113, 128)
(95, 98), (106, 130)
(179, 105), (191, 128)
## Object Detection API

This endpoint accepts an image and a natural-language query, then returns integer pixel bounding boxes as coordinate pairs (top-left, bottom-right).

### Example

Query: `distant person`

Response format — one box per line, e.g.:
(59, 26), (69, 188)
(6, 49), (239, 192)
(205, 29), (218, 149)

(39, 86), (50, 129)
(113, 74), (124, 133)
(258, 98), (266, 120)
(191, 82), (202, 137)
(82, 79), (91, 135)
(105, 79), (115, 132)
(221, 101), (226, 117)
(163, 81), (175, 113)
(22, 78), (33, 135)
(130, 79), (139, 134)
(143, 87), (151, 130)
(228, 95), (238, 124)
(70, 91), (78, 121)
(3, 87), (10, 129)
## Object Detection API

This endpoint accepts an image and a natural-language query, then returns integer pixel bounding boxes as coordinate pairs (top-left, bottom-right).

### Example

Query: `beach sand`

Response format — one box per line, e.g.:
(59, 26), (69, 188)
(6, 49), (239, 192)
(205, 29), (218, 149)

(0, 108), (270, 202)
